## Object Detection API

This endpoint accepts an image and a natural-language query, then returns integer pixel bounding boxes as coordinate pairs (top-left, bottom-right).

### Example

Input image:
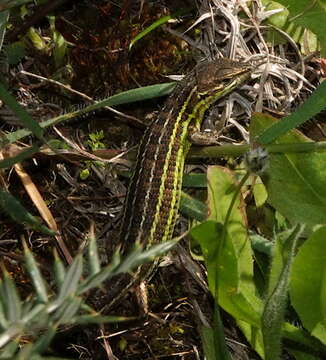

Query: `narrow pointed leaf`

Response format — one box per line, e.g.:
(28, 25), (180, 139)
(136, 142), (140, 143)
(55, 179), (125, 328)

(23, 242), (48, 303)
(0, 190), (55, 235)
(257, 81), (326, 144)
(262, 224), (304, 359)
(56, 255), (82, 305)
(53, 249), (66, 288)
(1, 265), (21, 322)
(0, 83), (44, 141)
(88, 232), (100, 276)
(0, 144), (39, 169)
(0, 82), (176, 148)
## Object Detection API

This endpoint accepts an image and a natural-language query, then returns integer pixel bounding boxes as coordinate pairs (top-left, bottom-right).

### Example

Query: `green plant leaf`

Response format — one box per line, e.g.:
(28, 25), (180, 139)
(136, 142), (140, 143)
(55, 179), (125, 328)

(0, 83), (45, 141)
(262, 1), (318, 54)
(0, 340), (19, 358)
(130, 14), (174, 50)
(71, 314), (131, 325)
(0, 144), (40, 169)
(88, 233), (100, 276)
(180, 191), (207, 222)
(190, 166), (264, 354)
(129, 9), (188, 49)
(0, 265), (21, 322)
(290, 226), (326, 345)
(0, 0), (34, 11)
(27, 27), (46, 51)
(0, 190), (55, 235)
(32, 327), (57, 355)
(0, 82), (176, 148)
(262, 224), (304, 360)
(274, 0), (326, 56)
(0, 298), (8, 329)
(53, 249), (66, 288)
(23, 241), (48, 303)
(54, 297), (82, 325)
(207, 167), (262, 322)
(0, 10), (9, 52)
(256, 81), (326, 144)
(5, 41), (26, 65)
(182, 173), (207, 188)
(55, 255), (83, 306)
(251, 114), (326, 225)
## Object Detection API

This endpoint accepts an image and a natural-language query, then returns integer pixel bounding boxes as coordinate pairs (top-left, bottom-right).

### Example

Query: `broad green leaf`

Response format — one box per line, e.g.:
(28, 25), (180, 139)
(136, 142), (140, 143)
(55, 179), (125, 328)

(252, 114), (326, 225)
(204, 166), (264, 354)
(206, 166), (262, 320)
(290, 226), (326, 345)
(0, 190), (54, 235)
(190, 167), (264, 348)
(262, 1), (318, 54)
(252, 182), (267, 207)
(191, 221), (264, 356)
(274, 0), (326, 57)
(257, 81), (326, 144)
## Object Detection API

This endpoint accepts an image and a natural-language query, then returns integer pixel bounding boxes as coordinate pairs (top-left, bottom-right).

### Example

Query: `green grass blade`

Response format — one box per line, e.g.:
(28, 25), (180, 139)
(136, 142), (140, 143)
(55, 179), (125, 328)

(0, 144), (39, 169)
(0, 190), (55, 235)
(56, 255), (83, 305)
(256, 81), (326, 144)
(87, 232), (100, 276)
(53, 249), (66, 288)
(1, 265), (21, 322)
(129, 9), (188, 50)
(0, 10), (9, 52)
(0, 83), (45, 141)
(0, 82), (176, 148)
(23, 241), (48, 303)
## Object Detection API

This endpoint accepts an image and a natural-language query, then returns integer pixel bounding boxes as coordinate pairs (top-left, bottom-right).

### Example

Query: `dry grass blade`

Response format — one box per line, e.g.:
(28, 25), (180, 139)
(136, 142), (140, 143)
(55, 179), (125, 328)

(14, 161), (73, 264)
